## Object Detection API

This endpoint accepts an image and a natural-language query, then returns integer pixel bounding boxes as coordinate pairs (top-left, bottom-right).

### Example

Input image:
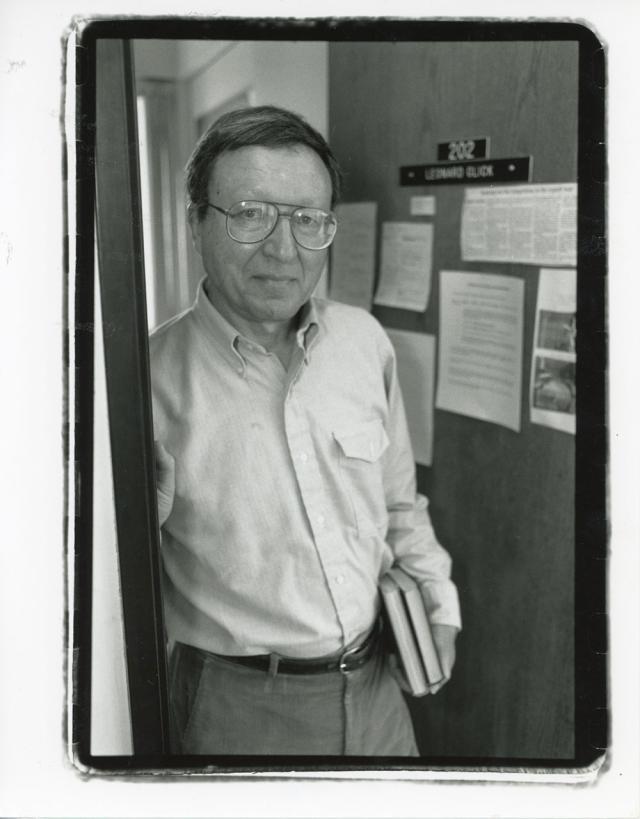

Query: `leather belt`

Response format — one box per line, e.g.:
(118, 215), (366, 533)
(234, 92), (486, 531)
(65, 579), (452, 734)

(214, 621), (380, 676)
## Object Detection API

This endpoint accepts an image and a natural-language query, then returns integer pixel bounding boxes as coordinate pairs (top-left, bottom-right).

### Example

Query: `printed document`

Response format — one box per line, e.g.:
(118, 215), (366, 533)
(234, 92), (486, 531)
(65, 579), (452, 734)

(329, 202), (377, 310)
(374, 222), (434, 312)
(461, 183), (577, 267)
(436, 271), (525, 432)
(385, 329), (436, 466)
(410, 195), (436, 216)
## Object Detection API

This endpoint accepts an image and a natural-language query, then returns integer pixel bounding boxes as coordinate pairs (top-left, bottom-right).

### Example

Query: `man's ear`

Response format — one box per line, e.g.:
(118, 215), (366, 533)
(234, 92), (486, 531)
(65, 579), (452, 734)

(189, 210), (203, 257)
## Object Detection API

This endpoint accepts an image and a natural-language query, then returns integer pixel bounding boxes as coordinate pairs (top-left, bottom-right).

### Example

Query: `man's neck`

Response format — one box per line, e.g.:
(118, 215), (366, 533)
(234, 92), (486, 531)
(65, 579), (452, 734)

(203, 281), (300, 368)
(241, 323), (298, 372)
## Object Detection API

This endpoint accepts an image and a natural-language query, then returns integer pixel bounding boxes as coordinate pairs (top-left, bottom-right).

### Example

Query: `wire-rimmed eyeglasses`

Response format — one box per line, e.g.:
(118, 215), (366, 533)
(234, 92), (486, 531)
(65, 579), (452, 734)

(206, 200), (338, 251)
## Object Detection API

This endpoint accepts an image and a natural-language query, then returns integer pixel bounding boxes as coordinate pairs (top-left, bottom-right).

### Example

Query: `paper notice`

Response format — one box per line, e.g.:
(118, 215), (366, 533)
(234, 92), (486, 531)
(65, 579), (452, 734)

(410, 195), (436, 216)
(461, 183), (577, 267)
(329, 202), (377, 310)
(385, 329), (436, 466)
(374, 222), (434, 312)
(530, 268), (576, 434)
(436, 271), (525, 432)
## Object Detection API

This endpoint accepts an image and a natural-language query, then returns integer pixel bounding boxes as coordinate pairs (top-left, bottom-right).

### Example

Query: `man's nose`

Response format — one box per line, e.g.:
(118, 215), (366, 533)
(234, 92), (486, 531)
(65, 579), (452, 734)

(262, 214), (299, 261)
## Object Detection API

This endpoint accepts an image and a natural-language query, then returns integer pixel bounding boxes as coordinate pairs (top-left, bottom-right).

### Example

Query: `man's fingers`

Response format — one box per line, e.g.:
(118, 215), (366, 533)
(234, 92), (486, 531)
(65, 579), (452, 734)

(428, 673), (450, 695)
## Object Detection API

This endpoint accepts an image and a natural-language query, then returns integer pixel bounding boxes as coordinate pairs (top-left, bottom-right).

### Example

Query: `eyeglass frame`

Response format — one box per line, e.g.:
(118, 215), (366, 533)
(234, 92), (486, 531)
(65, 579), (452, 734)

(204, 199), (338, 251)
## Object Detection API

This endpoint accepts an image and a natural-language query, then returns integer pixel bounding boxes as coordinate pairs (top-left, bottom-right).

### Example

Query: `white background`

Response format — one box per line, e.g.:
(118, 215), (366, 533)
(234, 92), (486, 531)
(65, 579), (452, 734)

(1, 1), (638, 817)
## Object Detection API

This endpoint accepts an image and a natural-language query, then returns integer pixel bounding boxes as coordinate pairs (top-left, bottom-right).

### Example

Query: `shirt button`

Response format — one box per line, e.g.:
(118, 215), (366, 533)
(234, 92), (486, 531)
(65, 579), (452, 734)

(300, 452), (308, 463)
(316, 514), (325, 528)
(335, 574), (345, 585)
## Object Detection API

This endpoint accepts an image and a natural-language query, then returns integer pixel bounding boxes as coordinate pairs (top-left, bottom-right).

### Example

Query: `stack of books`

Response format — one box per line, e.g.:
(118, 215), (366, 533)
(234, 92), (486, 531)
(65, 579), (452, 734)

(379, 566), (444, 696)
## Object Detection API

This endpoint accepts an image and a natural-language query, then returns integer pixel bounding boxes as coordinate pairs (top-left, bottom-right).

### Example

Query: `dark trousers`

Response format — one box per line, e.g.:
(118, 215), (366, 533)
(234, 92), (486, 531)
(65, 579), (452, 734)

(169, 642), (419, 756)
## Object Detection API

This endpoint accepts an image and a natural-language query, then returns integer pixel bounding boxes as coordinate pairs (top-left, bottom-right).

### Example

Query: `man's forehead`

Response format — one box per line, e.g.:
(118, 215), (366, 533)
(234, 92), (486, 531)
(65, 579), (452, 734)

(208, 143), (329, 192)
(204, 146), (333, 211)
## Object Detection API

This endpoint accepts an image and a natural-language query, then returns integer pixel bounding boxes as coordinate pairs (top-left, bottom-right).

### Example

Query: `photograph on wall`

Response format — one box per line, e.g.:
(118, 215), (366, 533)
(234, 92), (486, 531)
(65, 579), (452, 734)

(530, 267), (577, 434)
(68, 18), (606, 778)
(532, 357), (576, 415)
(537, 310), (577, 352)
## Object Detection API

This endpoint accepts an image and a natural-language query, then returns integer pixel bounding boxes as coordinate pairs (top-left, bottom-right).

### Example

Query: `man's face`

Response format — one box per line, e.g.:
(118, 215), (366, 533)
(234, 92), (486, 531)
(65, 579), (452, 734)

(192, 144), (332, 331)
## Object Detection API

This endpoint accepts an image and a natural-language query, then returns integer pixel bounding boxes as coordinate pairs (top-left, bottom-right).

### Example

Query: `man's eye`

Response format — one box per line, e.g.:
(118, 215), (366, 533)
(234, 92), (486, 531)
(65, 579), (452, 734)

(297, 212), (319, 227)
(240, 208), (261, 219)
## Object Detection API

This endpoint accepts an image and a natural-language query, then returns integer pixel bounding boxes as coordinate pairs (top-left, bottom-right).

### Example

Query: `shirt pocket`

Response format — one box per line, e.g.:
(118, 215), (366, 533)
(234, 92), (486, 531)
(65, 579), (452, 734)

(333, 418), (390, 537)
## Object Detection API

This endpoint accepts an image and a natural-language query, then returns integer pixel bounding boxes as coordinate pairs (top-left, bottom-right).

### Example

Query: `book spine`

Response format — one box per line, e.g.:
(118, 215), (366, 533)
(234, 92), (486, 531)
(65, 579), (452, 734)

(380, 582), (428, 696)
(404, 590), (444, 685)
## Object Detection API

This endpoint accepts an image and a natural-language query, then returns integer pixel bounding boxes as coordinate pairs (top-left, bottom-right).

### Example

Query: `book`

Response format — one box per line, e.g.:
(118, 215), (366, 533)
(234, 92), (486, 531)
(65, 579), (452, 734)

(389, 567), (445, 686)
(379, 567), (444, 696)
(379, 575), (429, 696)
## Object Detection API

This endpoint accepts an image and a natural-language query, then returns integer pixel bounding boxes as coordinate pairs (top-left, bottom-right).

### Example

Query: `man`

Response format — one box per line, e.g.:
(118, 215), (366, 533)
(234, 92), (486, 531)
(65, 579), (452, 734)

(151, 105), (461, 756)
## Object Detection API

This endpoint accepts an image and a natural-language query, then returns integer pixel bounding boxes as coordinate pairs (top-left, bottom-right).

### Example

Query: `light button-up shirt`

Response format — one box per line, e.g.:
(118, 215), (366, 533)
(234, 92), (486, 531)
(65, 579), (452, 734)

(150, 281), (461, 658)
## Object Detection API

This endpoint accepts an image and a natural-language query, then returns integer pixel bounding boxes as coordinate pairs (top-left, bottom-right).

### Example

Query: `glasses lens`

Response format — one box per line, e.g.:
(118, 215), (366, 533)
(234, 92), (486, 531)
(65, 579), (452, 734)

(227, 201), (277, 243)
(291, 208), (338, 250)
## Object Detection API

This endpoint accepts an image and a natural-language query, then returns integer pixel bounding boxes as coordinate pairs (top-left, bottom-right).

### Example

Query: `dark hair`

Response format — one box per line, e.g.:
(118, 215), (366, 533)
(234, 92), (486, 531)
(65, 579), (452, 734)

(185, 105), (343, 221)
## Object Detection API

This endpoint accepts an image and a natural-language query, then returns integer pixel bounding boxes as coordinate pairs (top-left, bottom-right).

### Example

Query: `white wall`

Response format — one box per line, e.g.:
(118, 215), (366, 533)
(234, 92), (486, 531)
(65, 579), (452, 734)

(176, 40), (234, 78)
(91, 266), (133, 756)
(134, 39), (235, 82)
(135, 39), (328, 134)
(188, 41), (329, 136)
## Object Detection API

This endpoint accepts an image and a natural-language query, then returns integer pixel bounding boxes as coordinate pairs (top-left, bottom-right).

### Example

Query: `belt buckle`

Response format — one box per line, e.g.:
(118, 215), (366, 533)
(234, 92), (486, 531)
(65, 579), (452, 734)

(338, 642), (362, 675)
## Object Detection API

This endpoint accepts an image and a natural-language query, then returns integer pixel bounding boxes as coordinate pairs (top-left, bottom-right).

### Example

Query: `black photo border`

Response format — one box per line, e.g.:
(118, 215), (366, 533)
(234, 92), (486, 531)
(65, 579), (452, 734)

(71, 16), (607, 775)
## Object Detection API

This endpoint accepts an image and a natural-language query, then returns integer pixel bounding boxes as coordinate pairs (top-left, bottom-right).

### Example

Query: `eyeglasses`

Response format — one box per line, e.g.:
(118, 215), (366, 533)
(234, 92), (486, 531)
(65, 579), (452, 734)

(205, 200), (338, 251)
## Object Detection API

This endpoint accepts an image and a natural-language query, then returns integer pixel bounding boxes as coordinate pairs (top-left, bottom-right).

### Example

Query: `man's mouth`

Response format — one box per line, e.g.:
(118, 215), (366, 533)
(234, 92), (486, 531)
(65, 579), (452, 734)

(254, 275), (296, 284)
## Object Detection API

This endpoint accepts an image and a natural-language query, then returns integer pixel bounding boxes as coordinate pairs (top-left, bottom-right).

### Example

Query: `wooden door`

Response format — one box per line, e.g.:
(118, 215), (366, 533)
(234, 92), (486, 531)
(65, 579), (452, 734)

(329, 39), (580, 760)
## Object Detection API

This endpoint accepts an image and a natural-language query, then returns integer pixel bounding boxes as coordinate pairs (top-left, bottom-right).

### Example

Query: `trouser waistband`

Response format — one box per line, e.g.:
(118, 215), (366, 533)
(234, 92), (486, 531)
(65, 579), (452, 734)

(206, 620), (381, 676)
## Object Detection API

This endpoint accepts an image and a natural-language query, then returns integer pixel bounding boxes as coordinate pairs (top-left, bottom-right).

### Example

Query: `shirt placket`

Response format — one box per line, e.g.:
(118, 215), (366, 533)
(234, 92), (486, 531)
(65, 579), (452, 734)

(283, 352), (360, 643)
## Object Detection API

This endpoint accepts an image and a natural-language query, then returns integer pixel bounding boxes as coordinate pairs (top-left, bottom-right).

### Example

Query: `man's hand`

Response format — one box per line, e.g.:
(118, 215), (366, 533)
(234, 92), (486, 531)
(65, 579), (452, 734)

(428, 623), (458, 694)
(388, 623), (458, 696)
(154, 441), (175, 527)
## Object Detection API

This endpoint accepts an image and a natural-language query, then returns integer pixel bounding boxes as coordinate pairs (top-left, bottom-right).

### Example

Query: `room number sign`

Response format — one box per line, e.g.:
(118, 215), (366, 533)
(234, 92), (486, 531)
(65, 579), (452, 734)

(437, 137), (488, 162)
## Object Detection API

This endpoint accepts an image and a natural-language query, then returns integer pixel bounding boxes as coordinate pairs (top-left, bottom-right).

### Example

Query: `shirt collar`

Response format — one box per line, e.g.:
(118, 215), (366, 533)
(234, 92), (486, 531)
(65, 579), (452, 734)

(296, 299), (320, 359)
(193, 279), (245, 372)
(192, 277), (320, 369)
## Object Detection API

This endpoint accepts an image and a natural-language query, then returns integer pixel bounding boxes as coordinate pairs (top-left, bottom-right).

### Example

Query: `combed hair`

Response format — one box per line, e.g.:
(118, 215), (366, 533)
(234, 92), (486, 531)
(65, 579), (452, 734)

(185, 105), (343, 221)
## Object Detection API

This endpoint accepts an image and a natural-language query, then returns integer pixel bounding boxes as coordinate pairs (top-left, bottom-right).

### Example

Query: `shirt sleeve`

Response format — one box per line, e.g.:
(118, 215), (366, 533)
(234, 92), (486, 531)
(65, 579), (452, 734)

(379, 330), (462, 630)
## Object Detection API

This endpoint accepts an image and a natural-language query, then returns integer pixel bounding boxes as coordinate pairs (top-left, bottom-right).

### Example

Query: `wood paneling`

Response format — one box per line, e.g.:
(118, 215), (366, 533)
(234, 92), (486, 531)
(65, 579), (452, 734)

(329, 40), (578, 759)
